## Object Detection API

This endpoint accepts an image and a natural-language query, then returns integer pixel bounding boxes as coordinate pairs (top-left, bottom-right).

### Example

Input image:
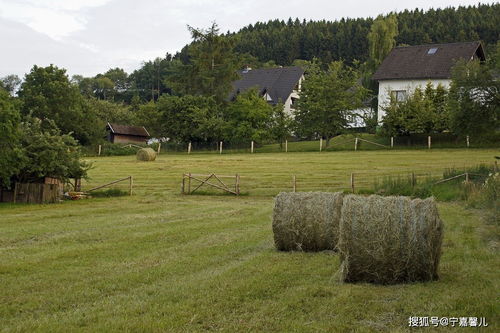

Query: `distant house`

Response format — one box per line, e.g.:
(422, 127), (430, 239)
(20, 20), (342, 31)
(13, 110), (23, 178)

(230, 66), (305, 115)
(106, 123), (150, 144)
(373, 41), (486, 122)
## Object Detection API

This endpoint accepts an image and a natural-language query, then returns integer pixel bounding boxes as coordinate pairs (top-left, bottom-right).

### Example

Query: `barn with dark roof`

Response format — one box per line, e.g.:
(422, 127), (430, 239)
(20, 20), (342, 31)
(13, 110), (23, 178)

(373, 41), (485, 122)
(106, 123), (150, 144)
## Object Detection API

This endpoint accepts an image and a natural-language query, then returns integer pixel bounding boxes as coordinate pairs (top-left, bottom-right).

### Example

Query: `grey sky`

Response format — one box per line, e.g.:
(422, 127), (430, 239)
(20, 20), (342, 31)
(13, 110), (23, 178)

(0, 0), (495, 78)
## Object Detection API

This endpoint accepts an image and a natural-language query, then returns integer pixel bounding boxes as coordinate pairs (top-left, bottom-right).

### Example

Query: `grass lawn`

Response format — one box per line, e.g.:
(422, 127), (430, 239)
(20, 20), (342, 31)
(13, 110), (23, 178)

(0, 149), (498, 332)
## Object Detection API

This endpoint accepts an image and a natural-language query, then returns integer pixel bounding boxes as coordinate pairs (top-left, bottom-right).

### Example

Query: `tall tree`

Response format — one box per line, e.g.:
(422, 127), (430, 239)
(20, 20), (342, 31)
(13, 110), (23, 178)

(19, 65), (100, 145)
(295, 61), (367, 146)
(169, 23), (240, 102)
(367, 14), (398, 67)
(0, 88), (23, 187)
(222, 89), (274, 144)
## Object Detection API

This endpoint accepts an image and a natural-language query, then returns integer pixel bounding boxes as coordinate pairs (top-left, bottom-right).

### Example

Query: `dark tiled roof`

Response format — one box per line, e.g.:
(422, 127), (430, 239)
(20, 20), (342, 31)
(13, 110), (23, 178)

(372, 41), (485, 81)
(107, 123), (150, 137)
(230, 66), (304, 104)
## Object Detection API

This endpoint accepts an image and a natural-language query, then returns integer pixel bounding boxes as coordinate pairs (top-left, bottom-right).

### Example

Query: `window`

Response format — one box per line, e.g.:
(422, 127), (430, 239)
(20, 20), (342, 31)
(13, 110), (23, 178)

(391, 90), (407, 102)
(427, 48), (438, 55)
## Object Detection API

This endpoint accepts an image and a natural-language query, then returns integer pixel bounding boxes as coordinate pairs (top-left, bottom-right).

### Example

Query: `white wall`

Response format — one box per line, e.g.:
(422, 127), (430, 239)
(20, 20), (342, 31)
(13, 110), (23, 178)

(377, 79), (451, 122)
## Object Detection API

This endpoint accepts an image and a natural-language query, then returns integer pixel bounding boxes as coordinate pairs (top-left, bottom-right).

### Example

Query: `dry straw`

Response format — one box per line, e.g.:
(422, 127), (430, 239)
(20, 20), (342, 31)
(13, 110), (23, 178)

(272, 192), (344, 251)
(338, 195), (443, 284)
(136, 148), (157, 161)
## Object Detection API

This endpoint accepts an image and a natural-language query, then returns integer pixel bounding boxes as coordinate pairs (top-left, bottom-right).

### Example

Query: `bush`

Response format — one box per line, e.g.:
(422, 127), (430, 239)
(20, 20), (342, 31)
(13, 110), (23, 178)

(89, 188), (129, 197)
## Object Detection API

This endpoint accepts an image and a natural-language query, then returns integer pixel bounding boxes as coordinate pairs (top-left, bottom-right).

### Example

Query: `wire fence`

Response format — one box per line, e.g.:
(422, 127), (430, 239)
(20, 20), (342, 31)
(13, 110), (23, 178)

(86, 133), (498, 157)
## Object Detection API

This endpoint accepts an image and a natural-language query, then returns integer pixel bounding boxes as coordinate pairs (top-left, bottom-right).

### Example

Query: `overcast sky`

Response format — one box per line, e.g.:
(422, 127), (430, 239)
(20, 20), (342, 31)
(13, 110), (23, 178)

(0, 0), (495, 78)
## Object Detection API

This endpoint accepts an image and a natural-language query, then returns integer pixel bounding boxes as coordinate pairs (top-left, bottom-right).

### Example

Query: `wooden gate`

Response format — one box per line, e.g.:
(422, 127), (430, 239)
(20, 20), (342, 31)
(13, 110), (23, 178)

(181, 173), (240, 195)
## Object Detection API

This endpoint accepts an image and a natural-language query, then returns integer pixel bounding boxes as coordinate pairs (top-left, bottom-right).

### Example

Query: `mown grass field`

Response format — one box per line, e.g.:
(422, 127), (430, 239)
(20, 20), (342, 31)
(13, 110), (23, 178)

(0, 149), (498, 332)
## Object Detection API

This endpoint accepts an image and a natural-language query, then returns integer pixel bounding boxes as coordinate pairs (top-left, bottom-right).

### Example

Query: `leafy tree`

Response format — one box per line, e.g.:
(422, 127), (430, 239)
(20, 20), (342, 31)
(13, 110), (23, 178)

(19, 65), (100, 145)
(382, 83), (451, 136)
(0, 88), (23, 187)
(169, 23), (240, 102)
(156, 95), (221, 143)
(269, 103), (292, 149)
(136, 101), (162, 137)
(448, 59), (499, 138)
(17, 117), (90, 183)
(295, 61), (367, 146)
(367, 14), (398, 67)
(222, 89), (274, 144)
(0, 75), (22, 95)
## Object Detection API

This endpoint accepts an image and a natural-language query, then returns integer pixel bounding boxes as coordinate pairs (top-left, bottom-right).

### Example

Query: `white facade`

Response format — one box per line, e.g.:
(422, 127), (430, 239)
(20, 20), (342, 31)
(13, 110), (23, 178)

(377, 79), (451, 122)
(283, 75), (304, 115)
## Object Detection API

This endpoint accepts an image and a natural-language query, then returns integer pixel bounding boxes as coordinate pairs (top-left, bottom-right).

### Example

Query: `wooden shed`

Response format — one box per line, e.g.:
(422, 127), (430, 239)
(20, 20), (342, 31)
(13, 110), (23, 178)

(106, 123), (150, 144)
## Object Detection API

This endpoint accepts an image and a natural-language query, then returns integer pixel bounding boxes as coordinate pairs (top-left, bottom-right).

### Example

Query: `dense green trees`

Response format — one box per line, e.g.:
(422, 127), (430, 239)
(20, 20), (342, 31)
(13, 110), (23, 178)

(222, 90), (274, 144)
(295, 61), (367, 145)
(0, 87), (89, 187)
(19, 65), (100, 145)
(382, 84), (449, 136)
(448, 59), (499, 138)
(0, 88), (23, 187)
(233, 3), (498, 67)
(169, 23), (240, 103)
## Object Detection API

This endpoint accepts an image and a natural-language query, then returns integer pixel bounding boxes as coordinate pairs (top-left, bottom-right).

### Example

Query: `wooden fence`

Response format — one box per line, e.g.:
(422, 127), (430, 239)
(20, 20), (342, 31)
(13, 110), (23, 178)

(13, 183), (61, 204)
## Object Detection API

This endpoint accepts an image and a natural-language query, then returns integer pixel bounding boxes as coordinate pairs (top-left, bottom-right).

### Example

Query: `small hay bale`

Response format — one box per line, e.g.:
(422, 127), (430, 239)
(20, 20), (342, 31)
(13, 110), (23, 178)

(338, 195), (443, 284)
(136, 148), (156, 161)
(272, 192), (344, 251)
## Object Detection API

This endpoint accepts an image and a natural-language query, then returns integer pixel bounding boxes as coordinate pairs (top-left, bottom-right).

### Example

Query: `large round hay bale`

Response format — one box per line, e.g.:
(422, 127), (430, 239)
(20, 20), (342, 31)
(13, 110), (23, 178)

(136, 148), (157, 161)
(272, 192), (344, 251)
(338, 195), (443, 284)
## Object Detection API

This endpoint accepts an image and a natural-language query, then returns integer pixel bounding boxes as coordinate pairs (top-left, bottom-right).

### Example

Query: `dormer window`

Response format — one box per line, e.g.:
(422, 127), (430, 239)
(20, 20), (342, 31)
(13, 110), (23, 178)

(427, 48), (438, 55)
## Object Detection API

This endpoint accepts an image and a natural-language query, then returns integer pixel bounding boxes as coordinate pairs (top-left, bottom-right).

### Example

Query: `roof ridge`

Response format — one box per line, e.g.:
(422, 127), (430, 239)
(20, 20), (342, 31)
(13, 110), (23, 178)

(394, 41), (481, 49)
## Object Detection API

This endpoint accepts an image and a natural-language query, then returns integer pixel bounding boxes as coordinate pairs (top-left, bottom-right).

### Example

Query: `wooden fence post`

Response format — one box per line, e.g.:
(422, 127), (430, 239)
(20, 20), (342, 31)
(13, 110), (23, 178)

(181, 174), (185, 194)
(188, 173), (191, 194)
(411, 172), (416, 187)
(157, 142), (161, 155)
(251, 141), (254, 153)
(98, 144), (102, 156)
(219, 142), (223, 154)
(354, 137), (358, 151)
(350, 173), (355, 193)
(465, 172), (469, 183)
(292, 175), (296, 192)
(235, 174), (240, 195)
(129, 176), (133, 196)
(188, 142), (192, 154)
(428, 136), (431, 149)
(390, 137), (394, 148)
(466, 135), (470, 148)
(13, 182), (18, 203)
(285, 140), (288, 153)
(320, 138), (323, 152)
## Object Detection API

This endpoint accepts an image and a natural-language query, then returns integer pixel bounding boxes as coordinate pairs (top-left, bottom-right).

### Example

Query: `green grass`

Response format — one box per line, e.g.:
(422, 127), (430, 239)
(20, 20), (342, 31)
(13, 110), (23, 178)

(1, 149), (498, 332)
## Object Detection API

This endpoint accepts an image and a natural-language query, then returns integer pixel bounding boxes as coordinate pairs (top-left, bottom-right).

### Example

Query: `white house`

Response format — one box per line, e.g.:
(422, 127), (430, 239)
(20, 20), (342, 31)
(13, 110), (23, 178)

(372, 41), (486, 123)
(230, 66), (305, 115)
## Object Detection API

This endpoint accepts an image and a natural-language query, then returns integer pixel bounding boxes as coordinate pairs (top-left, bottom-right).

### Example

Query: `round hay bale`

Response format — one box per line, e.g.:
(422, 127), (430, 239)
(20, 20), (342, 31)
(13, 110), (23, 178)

(338, 195), (443, 284)
(136, 148), (157, 161)
(272, 192), (344, 251)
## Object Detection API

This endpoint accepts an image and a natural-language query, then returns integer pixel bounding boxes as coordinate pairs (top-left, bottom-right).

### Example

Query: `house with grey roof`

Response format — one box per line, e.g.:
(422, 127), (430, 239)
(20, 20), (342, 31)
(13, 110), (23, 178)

(230, 66), (305, 115)
(373, 41), (485, 122)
